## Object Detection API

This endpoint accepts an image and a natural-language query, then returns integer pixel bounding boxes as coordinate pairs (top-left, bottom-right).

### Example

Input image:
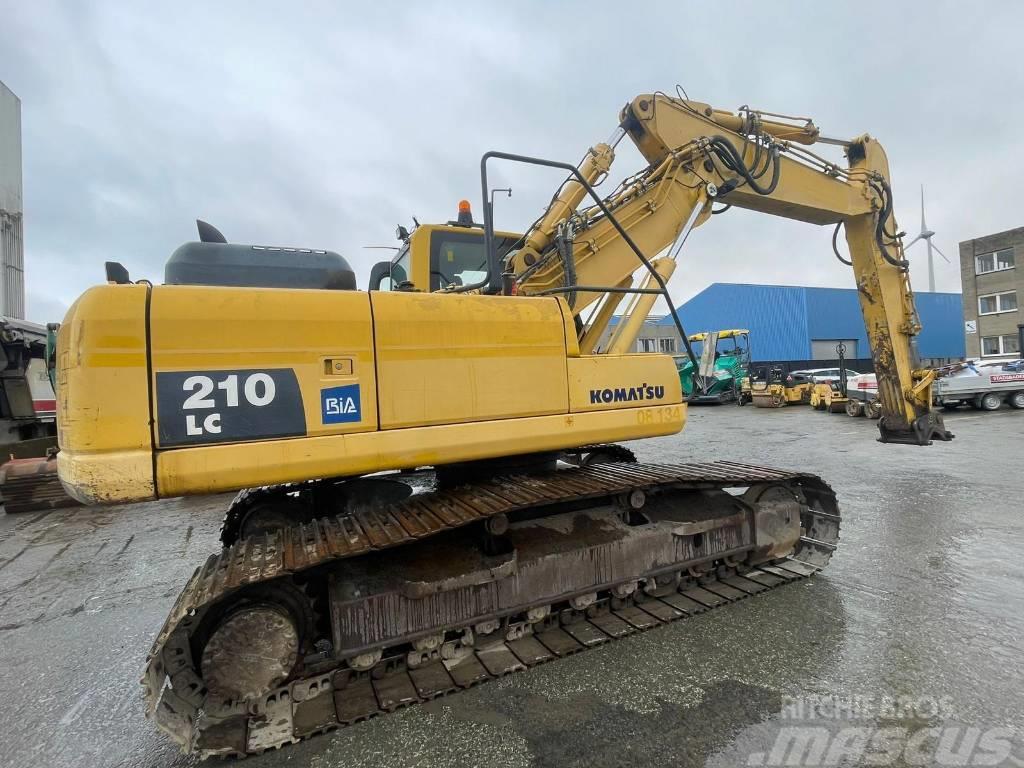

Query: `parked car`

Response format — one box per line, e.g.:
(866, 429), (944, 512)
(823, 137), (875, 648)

(935, 360), (1024, 411)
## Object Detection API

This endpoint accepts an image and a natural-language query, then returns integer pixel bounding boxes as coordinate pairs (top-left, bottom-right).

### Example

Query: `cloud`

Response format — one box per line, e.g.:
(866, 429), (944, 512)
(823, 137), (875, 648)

(2, 0), (1021, 325)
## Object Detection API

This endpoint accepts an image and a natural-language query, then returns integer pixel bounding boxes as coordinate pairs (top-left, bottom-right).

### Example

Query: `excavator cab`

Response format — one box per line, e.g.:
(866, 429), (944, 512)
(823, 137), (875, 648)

(369, 204), (522, 293)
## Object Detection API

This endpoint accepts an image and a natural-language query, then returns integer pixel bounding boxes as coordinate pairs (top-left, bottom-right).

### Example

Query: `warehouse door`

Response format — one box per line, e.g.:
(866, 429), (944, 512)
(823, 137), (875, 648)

(811, 339), (858, 360)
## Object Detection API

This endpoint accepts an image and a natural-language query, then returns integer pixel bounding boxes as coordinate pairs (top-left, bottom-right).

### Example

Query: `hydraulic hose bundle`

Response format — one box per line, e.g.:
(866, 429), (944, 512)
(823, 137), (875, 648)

(867, 176), (909, 268)
(707, 134), (781, 196)
(829, 176), (907, 270)
(553, 221), (577, 309)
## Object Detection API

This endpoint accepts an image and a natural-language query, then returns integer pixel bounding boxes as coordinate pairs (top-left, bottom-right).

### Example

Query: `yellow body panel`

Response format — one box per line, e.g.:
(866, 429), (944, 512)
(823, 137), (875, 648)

(149, 286), (378, 443)
(567, 354), (681, 414)
(371, 292), (569, 429)
(56, 285), (155, 502)
(57, 285), (684, 504)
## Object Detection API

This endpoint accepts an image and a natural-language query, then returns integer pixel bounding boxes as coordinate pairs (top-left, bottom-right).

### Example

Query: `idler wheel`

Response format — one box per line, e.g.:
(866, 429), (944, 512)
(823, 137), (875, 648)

(200, 605), (299, 700)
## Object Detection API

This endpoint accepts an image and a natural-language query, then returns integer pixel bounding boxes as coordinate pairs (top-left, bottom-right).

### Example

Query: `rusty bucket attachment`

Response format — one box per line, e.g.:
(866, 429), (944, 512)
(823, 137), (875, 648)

(0, 455), (81, 514)
(877, 412), (954, 446)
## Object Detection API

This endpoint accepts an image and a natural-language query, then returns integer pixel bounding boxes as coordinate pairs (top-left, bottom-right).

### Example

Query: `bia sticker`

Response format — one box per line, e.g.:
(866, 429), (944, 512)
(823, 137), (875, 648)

(321, 384), (362, 424)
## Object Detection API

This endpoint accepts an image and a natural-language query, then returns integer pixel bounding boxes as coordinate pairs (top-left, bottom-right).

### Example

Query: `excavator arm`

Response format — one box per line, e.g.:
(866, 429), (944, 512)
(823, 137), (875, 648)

(497, 92), (951, 446)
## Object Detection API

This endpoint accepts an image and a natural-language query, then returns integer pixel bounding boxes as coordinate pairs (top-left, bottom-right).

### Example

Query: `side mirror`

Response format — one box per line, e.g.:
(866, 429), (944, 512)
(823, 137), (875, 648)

(368, 261), (391, 291)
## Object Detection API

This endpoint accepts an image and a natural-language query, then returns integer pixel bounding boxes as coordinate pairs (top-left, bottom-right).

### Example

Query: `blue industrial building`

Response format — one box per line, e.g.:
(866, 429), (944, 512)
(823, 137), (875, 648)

(665, 283), (964, 364)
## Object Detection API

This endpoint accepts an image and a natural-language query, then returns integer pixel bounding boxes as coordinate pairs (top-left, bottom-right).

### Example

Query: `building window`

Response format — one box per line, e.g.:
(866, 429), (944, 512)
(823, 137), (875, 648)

(975, 247), (1015, 275)
(978, 291), (1018, 315)
(981, 334), (1020, 356)
(639, 338), (657, 352)
(658, 337), (676, 353)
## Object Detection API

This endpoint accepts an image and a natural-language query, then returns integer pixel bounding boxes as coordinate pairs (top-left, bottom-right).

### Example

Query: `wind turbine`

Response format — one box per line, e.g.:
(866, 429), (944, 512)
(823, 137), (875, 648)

(904, 185), (949, 292)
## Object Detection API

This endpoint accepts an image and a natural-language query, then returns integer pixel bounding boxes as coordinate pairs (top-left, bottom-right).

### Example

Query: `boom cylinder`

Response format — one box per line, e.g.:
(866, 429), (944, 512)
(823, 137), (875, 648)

(514, 143), (616, 270)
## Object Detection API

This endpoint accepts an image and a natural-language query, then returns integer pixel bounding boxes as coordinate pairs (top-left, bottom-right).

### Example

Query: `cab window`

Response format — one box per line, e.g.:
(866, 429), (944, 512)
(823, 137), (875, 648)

(381, 245), (411, 291)
(429, 231), (519, 291)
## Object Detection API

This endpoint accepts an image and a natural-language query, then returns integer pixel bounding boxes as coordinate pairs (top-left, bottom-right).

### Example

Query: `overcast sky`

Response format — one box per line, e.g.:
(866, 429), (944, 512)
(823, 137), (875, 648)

(1, 1), (1021, 323)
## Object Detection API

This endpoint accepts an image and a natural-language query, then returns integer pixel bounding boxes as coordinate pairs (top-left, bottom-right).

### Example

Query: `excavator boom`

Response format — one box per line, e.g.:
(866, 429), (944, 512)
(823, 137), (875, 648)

(500, 93), (950, 445)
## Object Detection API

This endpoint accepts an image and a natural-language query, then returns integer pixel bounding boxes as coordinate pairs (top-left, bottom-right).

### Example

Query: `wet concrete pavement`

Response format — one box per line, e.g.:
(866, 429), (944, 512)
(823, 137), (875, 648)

(1, 405), (1021, 767)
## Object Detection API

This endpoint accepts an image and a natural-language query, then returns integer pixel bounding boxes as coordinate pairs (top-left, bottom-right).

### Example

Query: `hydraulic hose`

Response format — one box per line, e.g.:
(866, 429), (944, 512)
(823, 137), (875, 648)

(709, 135), (781, 196)
(832, 222), (852, 266)
(868, 178), (908, 269)
(554, 222), (577, 309)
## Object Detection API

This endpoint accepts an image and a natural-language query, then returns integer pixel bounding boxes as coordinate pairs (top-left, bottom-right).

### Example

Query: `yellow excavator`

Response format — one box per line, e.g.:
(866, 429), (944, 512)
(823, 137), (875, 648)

(55, 90), (951, 757)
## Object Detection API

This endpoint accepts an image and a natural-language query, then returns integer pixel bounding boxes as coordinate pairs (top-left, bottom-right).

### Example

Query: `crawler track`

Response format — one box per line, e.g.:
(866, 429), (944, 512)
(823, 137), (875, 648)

(143, 460), (840, 758)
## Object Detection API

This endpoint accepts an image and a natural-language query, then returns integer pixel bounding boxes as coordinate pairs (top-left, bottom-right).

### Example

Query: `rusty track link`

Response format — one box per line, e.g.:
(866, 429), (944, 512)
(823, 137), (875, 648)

(143, 460), (840, 757)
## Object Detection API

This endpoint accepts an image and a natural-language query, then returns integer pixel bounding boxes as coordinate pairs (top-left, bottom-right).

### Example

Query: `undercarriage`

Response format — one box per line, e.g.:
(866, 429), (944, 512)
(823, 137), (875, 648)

(143, 456), (840, 758)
